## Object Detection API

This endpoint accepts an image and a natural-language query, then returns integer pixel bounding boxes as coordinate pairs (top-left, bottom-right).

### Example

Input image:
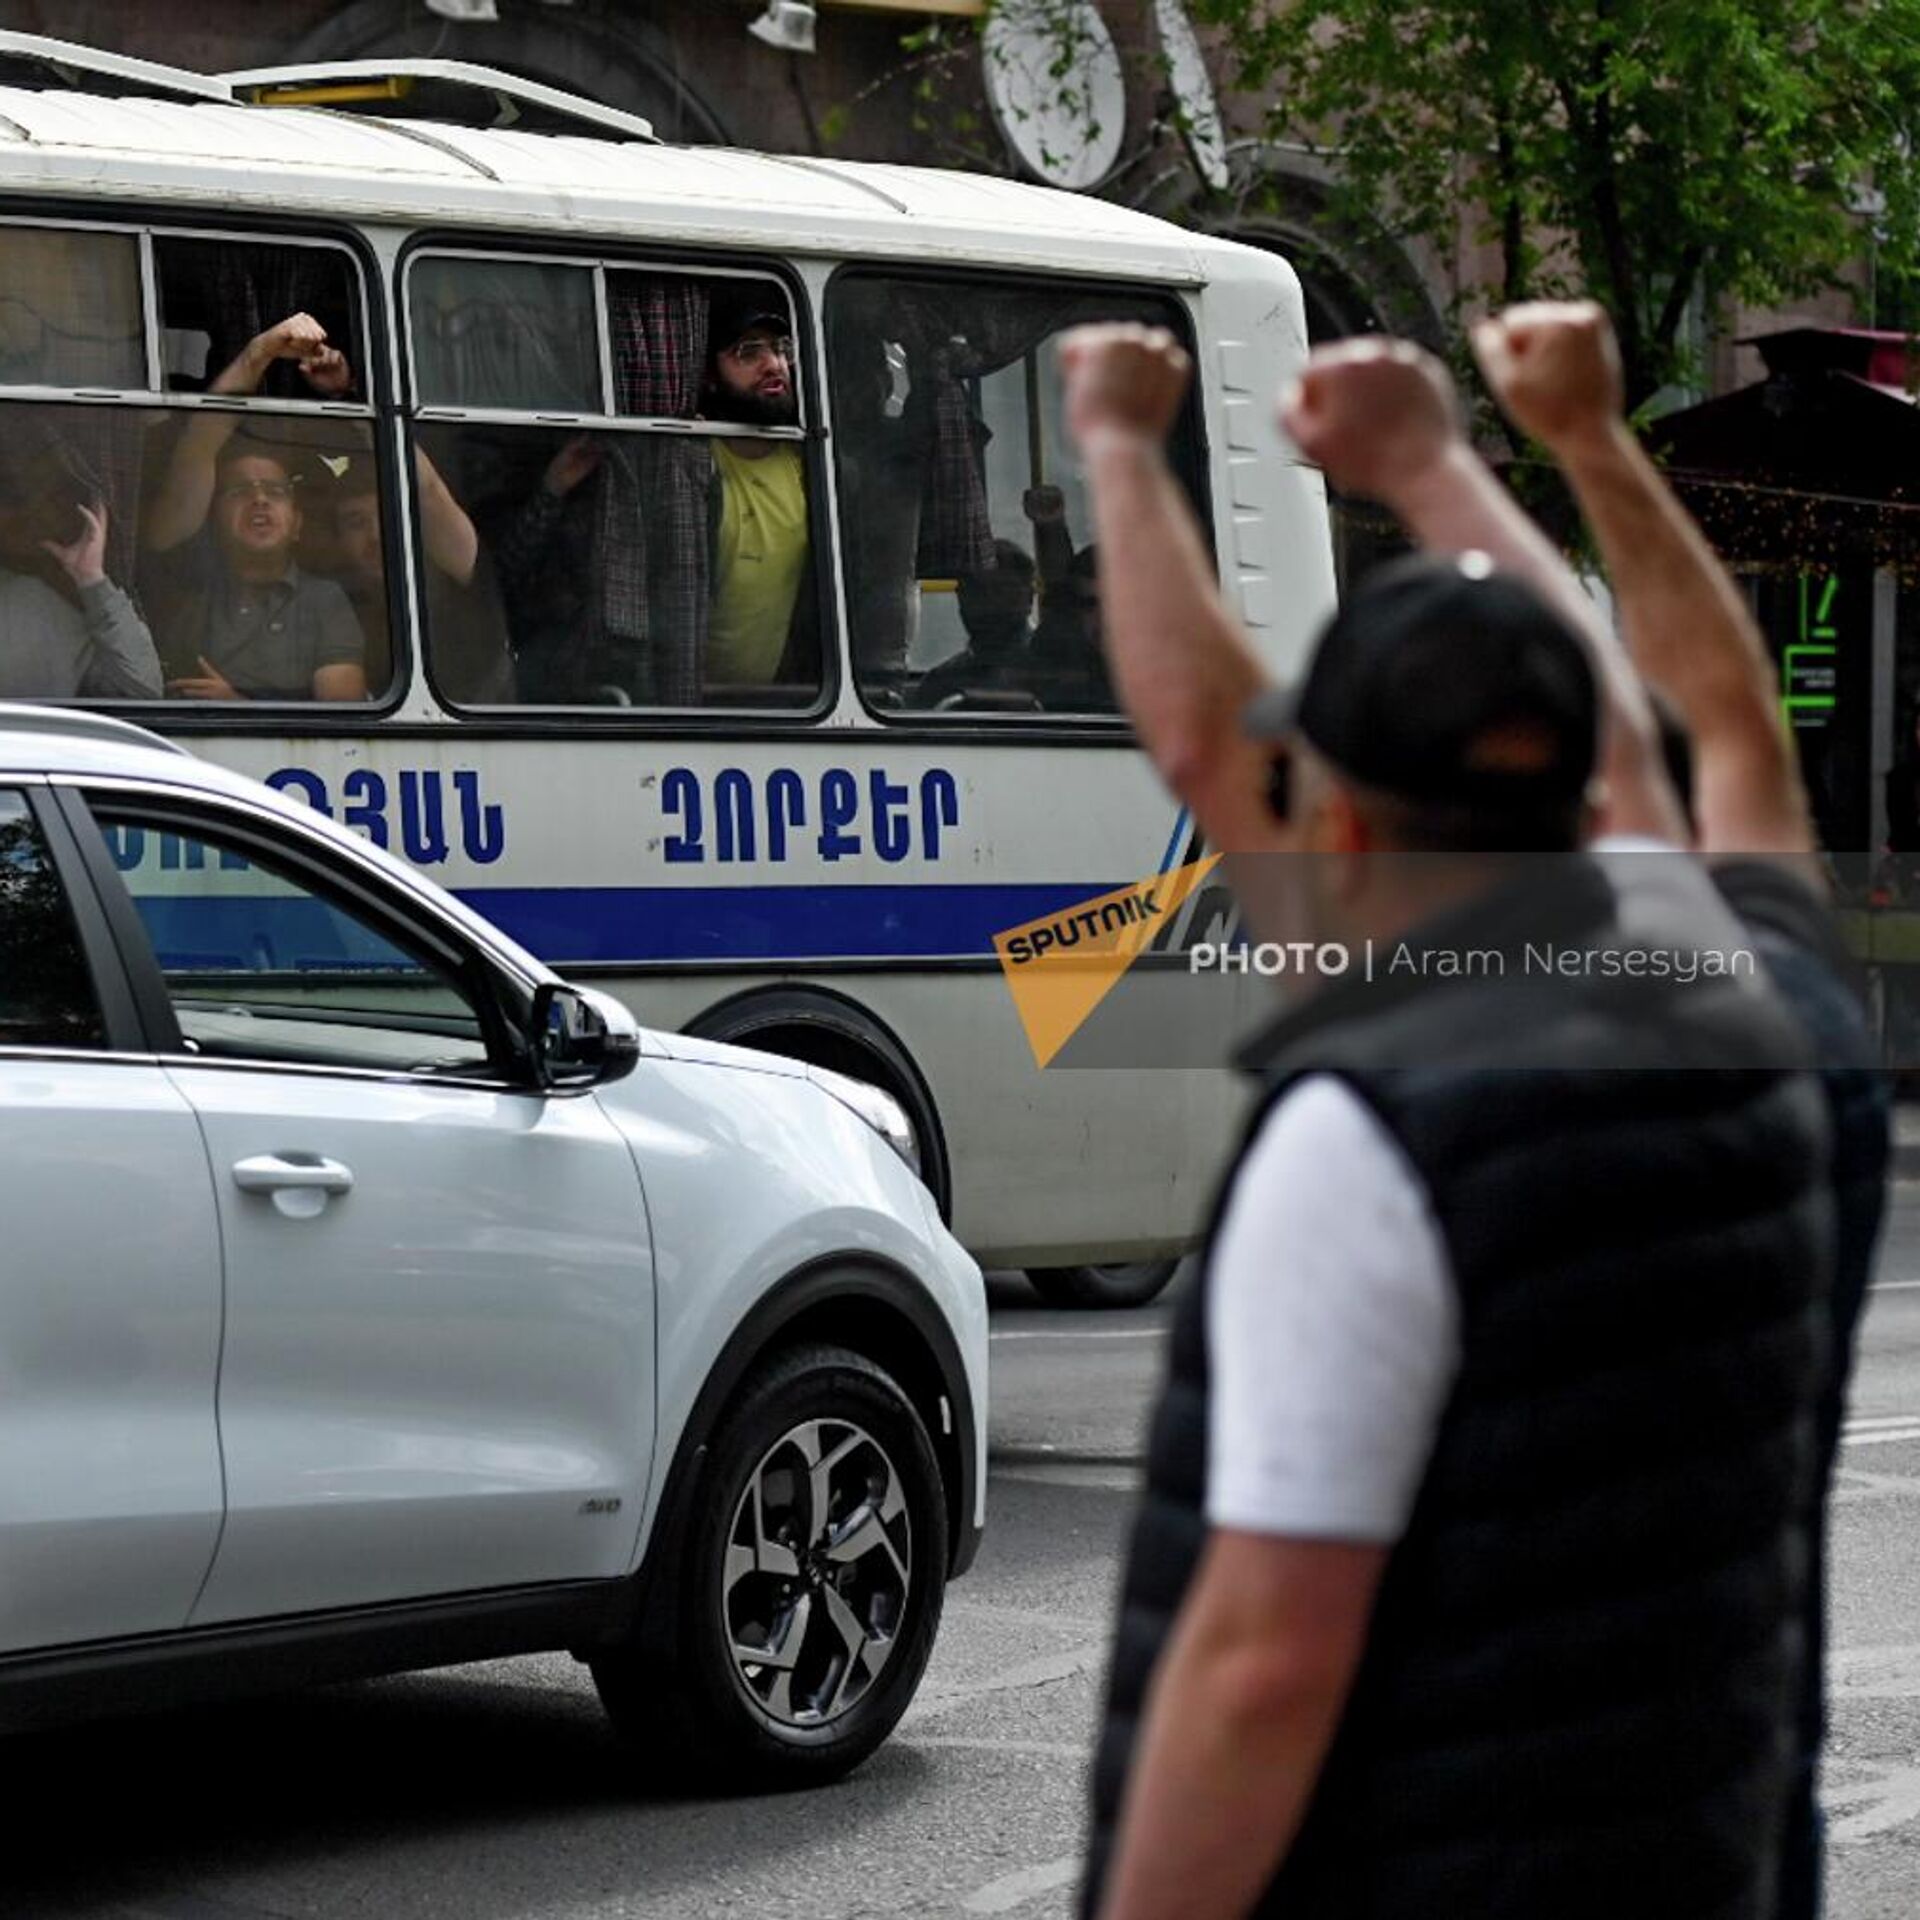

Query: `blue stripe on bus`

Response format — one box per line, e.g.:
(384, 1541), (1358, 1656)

(1157, 809), (1190, 877)
(459, 883), (1126, 964)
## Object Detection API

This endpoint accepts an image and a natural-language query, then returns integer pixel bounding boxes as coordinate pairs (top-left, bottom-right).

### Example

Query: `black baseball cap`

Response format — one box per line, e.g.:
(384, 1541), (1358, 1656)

(1243, 552), (1598, 811)
(709, 287), (790, 356)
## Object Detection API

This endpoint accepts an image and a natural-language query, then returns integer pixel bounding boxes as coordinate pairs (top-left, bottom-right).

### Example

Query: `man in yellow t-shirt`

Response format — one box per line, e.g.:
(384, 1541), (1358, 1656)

(703, 296), (811, 689)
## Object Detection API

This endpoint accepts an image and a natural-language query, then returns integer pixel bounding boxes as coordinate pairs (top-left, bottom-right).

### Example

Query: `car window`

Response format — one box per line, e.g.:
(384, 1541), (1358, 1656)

(0, 788), (105, 1050)
(91, 807), (493, 1077)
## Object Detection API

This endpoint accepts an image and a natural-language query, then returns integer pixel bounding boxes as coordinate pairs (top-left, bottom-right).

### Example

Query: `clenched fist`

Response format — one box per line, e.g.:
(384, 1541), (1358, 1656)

(1279, 339), (1462, 503)
(1472, 301), (1624, 453)
(251, 311), (330, 366)
(1059, 324), (1193, 452)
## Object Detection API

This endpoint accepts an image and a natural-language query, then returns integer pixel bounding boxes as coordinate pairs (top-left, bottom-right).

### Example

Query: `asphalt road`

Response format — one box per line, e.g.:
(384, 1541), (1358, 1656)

(14, 1221), (1920, 1920)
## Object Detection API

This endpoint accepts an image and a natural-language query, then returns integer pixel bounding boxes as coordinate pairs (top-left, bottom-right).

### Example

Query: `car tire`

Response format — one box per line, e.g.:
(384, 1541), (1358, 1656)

(1025, 1258), (1180, 1310)
(592, 1343), (947, 1791)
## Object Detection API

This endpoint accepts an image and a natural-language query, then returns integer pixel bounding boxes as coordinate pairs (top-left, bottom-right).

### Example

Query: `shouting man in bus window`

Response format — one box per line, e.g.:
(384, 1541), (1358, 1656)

(140, 312), (368, 703)
(701, 293), (816, 693)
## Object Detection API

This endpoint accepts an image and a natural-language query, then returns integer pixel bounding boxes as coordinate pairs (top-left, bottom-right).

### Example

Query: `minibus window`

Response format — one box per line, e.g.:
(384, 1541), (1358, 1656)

(409, 258), (600, 415)
(137, 417), (398, 705)
(0, 221), (392, 708)
(152, 236), (361, 400)
(0, 226), (143, 391)
(405, 255), (820, 712)
(828, 275), (1202, 722)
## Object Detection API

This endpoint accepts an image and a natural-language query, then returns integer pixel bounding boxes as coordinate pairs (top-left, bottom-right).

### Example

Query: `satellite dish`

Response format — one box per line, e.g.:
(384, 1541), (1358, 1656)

(1153, 0), (1229, 192)
(981, 0), (1126, 193)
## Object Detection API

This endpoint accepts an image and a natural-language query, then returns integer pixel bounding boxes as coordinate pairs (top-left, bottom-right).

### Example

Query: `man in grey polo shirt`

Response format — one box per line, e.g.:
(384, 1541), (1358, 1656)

(141, 308), (368, 703)
(144, 443), (366, 703)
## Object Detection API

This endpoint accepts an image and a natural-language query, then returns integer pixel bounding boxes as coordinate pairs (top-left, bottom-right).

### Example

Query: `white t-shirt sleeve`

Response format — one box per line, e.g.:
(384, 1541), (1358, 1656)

(1205, 1075), (1460, 1543)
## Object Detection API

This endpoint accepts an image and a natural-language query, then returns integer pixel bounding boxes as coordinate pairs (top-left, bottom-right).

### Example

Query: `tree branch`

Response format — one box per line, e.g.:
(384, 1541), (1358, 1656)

(1652, 243), (1708, 367)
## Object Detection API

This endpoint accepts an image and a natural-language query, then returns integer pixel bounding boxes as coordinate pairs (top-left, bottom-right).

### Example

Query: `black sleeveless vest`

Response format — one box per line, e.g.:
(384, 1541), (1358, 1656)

(1085, 856), (1833, 1920)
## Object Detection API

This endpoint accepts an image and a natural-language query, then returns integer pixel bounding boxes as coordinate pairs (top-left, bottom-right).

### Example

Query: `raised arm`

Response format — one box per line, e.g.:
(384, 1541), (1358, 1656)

(1283, 340), (1684, 845)
(143, 313), (341, 554)
(1023, 483), (1076, 589)
(414, 447), (479, 586)
(42, 503), (163, 697)
(1058, 325), (1284, 855)
(1474, 302), (1817, 874)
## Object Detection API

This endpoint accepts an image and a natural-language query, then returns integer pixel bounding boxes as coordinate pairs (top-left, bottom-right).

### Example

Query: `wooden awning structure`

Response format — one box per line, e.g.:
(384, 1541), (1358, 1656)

(1648, 327), (1920, 571)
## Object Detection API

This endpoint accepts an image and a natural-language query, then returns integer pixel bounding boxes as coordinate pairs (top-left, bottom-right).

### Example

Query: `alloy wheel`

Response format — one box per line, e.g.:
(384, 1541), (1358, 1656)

(722, 1417), (912, 1727)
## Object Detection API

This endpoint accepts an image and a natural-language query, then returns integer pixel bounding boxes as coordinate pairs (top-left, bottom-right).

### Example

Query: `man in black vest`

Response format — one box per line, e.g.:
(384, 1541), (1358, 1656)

(1284, 306), (1889, 1918)
(1063, 326), (1835, 1915)
(1079, 557), (1832, 1920)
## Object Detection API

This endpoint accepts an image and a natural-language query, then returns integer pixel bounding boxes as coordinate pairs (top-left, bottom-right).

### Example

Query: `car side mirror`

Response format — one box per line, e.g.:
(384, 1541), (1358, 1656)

(529, 982), (642, 1091)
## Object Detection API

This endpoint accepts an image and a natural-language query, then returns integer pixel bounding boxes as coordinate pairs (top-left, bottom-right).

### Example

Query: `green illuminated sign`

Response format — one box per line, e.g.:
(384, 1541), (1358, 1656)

(1783, 573), (1839, 729)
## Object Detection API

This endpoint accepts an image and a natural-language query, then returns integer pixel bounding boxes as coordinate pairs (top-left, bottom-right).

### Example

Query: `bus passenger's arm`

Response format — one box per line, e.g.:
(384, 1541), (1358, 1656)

(312, 662), (369, 702)
(1024, 484), (1076, 589)
(144, 314), (335, 554)
(1474, 303), (1818, 876)
(142, 412), (236, 555)
(42, 504), (164, 698)
(310, 583), (371, 703)
(488, 437), (602, 621)
(1060, 326), (1286, 856)
(415, 446), (479, 586)
(1283, 340), (1684, 845)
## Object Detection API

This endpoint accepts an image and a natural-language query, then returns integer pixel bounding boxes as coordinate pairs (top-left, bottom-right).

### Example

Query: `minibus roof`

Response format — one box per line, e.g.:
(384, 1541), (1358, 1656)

(0, 77), (1223, 283)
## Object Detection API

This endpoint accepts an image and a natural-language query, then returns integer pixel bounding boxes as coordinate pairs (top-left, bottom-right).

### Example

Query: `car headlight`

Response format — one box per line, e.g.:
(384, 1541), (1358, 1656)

(805, 1064), (921, 1178)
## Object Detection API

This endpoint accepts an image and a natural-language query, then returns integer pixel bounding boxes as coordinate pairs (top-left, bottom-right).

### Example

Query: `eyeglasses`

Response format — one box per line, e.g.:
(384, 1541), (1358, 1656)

(218, 478), (296, 504)
(724, 335), (794, 370)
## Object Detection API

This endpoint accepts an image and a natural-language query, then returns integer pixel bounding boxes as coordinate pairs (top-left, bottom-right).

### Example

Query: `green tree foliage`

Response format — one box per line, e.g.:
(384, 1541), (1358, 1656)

(1192, 0), (1920, 407)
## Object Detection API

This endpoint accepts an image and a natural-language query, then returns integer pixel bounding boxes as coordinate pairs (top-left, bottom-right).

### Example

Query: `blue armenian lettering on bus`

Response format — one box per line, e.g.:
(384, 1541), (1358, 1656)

(659, 766), (961, 865)
(265, 767), (506, 867)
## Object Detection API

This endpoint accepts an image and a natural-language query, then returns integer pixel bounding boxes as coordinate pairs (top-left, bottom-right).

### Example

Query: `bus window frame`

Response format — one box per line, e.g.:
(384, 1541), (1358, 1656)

(0, 202), (407, 729)
(822, 259), (1214, 745)
(396, 232), (836, 727)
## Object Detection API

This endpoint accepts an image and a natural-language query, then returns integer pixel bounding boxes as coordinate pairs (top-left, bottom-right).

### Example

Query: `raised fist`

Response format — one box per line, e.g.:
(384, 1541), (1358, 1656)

(253, 311), (330, 365)
(1023, 483), (1066, 526)
(299, 343), (355, 399)
(1279, 339), (1462, 503)
(1472, 301), (1624, 453)
(1058, 324), (1192, 451)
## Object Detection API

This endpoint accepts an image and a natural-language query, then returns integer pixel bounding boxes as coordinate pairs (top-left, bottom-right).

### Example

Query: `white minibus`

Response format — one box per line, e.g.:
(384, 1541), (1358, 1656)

(0, 36), (1335, 1303)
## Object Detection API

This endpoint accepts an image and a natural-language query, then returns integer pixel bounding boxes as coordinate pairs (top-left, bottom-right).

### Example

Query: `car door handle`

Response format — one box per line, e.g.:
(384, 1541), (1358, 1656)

(232, 1153), (356, 1196)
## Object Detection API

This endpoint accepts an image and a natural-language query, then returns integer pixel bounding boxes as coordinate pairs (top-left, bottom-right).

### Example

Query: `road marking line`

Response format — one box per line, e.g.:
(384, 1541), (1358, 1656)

(1830, 1643), (1920, 1699)
(1843, 1428), (1920, 1448)
(1826, 1761), (1920, 1843)
(990, 1328), (1165, 1341)
(963, 1856), (1081, 1914)
(945, 1597), (1107, 1632)
(913, 1736), (1089, 1759)
(1868, 1279), (1920, 1292)
(995, 1460), (1142, 1492)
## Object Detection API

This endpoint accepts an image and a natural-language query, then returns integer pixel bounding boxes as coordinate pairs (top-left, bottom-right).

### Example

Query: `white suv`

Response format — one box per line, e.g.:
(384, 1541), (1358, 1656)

(0, 707), (986, 1784)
